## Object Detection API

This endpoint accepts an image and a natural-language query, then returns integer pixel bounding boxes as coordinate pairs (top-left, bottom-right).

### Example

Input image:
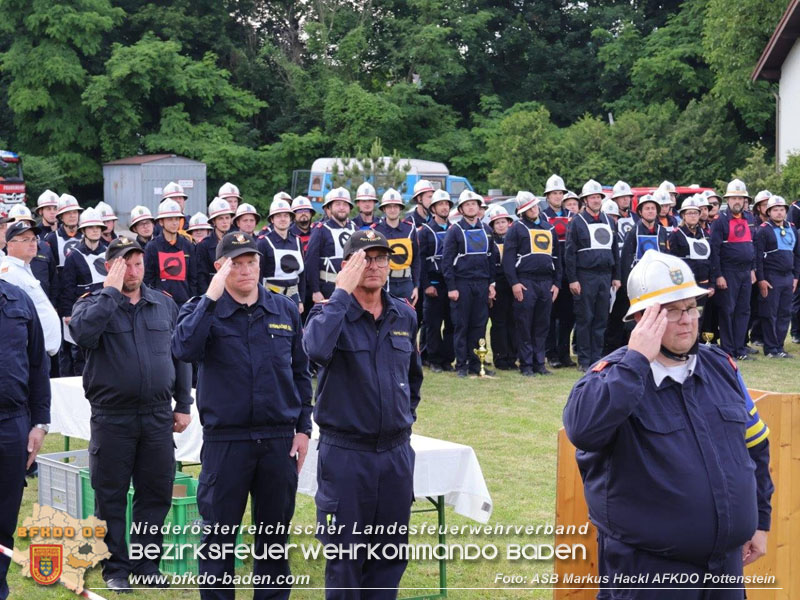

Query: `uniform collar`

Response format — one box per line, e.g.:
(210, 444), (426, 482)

(458, 217), (481, 230)
(346, 288), (399, 322)
(139, 284), (164, 304)
(2, 255), (28, 269)
(651, 355), (697, 386)
(216, 285), (277, 318)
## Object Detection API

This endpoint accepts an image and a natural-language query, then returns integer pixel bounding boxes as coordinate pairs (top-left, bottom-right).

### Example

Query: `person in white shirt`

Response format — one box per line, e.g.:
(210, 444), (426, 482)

(0, 221), (61, 357)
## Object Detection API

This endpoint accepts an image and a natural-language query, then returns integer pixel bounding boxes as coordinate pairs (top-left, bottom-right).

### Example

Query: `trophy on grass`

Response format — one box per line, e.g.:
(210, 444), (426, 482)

(474, 339), (489, 378)
(702, 332), (714, 346)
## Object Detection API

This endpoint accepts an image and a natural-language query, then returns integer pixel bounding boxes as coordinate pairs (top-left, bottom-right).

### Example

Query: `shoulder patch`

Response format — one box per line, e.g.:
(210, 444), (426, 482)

(726, 354), (738, 371)
(592, 361), (609, 373)
(79, 291), (91, 299)
(161, 290), (173, 298)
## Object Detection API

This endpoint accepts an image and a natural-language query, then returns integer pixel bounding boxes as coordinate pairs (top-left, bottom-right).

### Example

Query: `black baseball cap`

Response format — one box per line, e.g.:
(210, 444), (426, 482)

(216, 231), (262, 260)
(5, 220), (41, 243)
(105, 236), (143, 261)
(342, 229), (394, 259)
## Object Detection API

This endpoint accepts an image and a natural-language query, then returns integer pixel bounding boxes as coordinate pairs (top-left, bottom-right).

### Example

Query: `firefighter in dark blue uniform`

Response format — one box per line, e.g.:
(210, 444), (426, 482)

(70, 237), (192, 592)
(407, 179), (434, 228)
(754, 196), (800, 358)
(305, 187), (356, 303)
(565, 179), (621, 372)
(35, 189), (60, 241)
(442, 190), (498, 377)
(668, 195), (716, 332)
(303, 230), (423, 599)
(503, 192), (561, 376)
(172, 231), (311, 600)
(541, 176), (576, 368)
(59, 208), (108, 324)
(372, 188), (420, 304)
(353, 182), (378, 229)
(657, 180), (680, 231)
(129, 205), (155, 250)
(710, 179), (756, 360)
(196, 197), (235, 291)
(0, 277), (50, 600)
(619, 191), (670, 286)
(486, 204), (517, 370)
(257, 198), (306, 310)
(789, 197), (800, 343)
(418, 189), (455, 372)
(144, 199), (198, 307)
(564, 250), (773, 599)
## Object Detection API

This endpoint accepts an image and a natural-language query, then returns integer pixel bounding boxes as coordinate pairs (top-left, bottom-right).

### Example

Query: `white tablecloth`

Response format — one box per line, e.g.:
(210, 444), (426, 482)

(49, 377), (493, 523)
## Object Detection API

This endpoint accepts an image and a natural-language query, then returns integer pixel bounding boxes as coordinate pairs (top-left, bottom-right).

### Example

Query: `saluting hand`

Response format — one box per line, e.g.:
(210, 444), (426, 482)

(335, 250), (366, 294)
(627, 303), (668, 363)
(103, 258), (125, 292)
(207, 257), (232, 301)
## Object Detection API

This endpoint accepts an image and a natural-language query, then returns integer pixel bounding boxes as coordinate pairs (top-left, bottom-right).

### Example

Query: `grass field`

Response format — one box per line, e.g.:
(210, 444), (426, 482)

(8, 340), (799, 599)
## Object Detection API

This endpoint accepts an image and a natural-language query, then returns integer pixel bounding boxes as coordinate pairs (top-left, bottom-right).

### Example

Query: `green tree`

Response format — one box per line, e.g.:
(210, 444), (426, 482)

(331, 138), (412, 195)
(721, 144), (782, 194)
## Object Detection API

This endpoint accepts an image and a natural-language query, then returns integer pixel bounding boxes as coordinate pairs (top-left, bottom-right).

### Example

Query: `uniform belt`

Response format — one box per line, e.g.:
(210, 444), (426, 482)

(319, 429), (411, 452)
(390, 268), (411, 279)
(319, 270), (338, 283)
(267, 283), (299, 297)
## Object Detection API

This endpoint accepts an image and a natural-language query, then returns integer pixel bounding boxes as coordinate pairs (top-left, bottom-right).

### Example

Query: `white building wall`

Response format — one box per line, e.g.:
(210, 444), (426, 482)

(779, 37), (800, 165)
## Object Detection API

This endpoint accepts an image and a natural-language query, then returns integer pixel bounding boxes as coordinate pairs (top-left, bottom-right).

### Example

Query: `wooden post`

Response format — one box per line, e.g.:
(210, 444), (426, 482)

(553, 390), (799, 600)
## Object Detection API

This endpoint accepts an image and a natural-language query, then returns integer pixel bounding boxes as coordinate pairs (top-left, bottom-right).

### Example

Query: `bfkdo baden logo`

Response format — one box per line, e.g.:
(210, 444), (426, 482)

(30, 544), (63, 585)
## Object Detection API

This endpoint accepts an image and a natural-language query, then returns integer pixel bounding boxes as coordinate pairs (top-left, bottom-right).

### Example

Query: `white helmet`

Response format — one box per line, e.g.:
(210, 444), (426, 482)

(602, 198), (620, 217)
(658, 180), (677, 194)
(8, 204), (35, 224)
(323, 187), (353, 208)
(412, 179), (435, 200)
(95, 201), (117, 222)
(702, 189), (722, 202)
(636, 194), (659, 214)
(186, 212), (213, 232)
(487, 204), (512, 224)
(515, 191), (538, 215)
(579, 179), (604, 199)
(157, 199), (184, 220)
(272, 191), (292, 204)
(652, 189), (673, 207)
(765, 195), (788, 214)
(218, 182), (242, 200)
(291, 195), (316, 214)
(36, 189), (59, 211)
(430, 189), (453, 207)
(752, 189), (772, 206)
(564, 190), (579, 202)
(356, 182), (377, 201)
(208, 197), (234, 220)
(379, 188), (405, 208)
(678, 195), (703, 214)
(693, 194), (710, 209)
(269, 198), (294, 220)
(162, 181), (188, 200)
(457, 189), (483, 211)
(234, 203), (260, 222)
(129, 205), (154, 229)
(544, 174), (567, 195)
(723, 178), (750, 199)
(78, 207), (105, 230)
(611, 180), (633, 199)
(56, 194), (84, 217)
(625, 250), (708, 321)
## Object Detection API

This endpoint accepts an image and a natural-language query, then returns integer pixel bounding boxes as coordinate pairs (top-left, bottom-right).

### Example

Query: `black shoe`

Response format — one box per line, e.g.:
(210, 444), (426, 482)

(534, 366), (553, 376)
(765, 352), (781, 358)
(422, 360), (432, 368)
(520, 368), (536, 377)
(561, 357), (576, 367)
(441, 363), (455, 372)
(106, 578), (132, 593)
(745, 346), (758, 355)
(779, 351), (794, 358)
(138, 573), (170, 588)
(736, 354), (755, 361)
(548, 359), (563, 369)
(430, 364), (443, 373)
(495, 362), (515, 371)
(752, 340), (764, 347)
(456, 369), (468, 378)
(792, 336), (800, 344)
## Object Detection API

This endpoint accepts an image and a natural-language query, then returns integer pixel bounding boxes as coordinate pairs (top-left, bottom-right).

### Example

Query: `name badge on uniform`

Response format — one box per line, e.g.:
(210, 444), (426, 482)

(726, 219), (752, 243)
(463, 229), (489, 254)
(774, 226), (796, 251)
(586, 222), (613, 250)
(158, 251), (187, 281)
(528, 229), (553, 255)
(687, 238), (710, 259)
(388, 237), (413, 271)
(635, 235), (659, 259)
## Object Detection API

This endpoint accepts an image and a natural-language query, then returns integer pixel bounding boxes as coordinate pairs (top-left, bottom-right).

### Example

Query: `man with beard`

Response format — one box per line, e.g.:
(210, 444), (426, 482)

(290, 196), (316, 252)
(70, 237), (192, 592)
(711, 179), (757, 360)
(305, 187), (356, 303)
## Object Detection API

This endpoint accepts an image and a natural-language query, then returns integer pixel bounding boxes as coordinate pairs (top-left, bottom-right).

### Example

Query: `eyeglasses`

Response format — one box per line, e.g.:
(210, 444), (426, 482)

(364, 255), (390, 267)
(708, 202), (719, 207)
(665, 307), (701, 322)
(9, 237), (37, 244)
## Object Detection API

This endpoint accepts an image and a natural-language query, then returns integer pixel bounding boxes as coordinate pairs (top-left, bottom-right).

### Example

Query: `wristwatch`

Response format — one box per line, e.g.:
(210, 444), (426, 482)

(34, 423), (50, 434)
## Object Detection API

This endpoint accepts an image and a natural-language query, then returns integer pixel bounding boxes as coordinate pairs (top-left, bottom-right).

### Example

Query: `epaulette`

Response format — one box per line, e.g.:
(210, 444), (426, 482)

(161, 290), (173, 298)
(79, 291), (91, 299)
(591, 360), (609, 373)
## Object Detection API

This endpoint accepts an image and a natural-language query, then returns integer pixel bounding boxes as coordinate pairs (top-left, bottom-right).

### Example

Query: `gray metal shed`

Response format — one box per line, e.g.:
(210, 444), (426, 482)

(103, 154), (207, 226)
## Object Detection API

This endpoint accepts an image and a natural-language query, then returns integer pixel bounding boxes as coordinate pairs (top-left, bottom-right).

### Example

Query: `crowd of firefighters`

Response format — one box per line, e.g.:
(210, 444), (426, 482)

(1, 174), (799, 379)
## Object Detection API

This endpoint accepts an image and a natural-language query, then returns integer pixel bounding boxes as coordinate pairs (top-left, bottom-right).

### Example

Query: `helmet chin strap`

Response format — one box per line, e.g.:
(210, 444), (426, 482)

(659, 339), (699, 362)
